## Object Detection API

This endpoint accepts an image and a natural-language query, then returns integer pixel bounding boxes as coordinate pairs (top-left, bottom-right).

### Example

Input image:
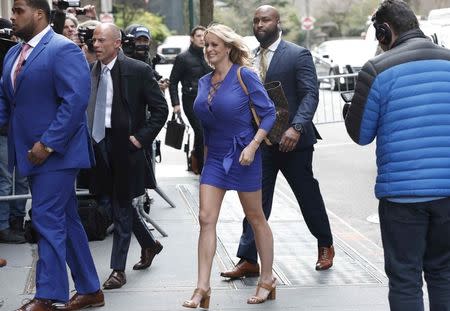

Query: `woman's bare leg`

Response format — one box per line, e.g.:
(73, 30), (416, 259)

(186, 184), (225, 305)
(238, 190), (274, 299)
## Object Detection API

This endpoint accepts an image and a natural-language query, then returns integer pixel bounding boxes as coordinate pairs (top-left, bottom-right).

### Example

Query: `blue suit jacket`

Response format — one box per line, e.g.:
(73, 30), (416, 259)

(0, 28), (94, 176)
(265, 39), (320, 149)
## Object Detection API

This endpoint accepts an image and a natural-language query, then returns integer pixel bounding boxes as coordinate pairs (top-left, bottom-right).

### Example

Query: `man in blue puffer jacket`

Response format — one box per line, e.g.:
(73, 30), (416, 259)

(344, 1), (450, 310)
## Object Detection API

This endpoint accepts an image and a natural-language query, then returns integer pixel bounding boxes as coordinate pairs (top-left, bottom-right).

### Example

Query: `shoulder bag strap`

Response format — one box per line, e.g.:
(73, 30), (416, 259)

(237, 66), (272, 146)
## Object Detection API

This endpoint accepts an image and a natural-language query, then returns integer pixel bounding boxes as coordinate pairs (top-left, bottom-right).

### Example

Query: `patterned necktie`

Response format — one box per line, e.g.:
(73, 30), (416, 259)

(92, 66), (110, 143)
(13, 43), (31, 89)
(259, 47), (268, 82)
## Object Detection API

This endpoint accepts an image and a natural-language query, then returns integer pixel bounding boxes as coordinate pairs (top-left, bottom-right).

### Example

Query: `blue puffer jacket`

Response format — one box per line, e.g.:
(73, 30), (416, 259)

(345, 30), (450, 199)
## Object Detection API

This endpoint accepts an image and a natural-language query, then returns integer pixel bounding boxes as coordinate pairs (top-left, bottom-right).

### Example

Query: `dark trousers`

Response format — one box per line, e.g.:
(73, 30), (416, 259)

(182, 94), (204, 169)
(237, 146), (333, 263)
(110, 195), (158, 271)
(379, 198), (450, 311)
(96, 131), (158, 271)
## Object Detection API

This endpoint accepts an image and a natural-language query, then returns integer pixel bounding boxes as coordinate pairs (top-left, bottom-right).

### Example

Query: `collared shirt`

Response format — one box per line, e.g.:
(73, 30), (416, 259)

(253, 35), (281, 77)
(100, 56), (117, 128)
(11, 25), (51, 84)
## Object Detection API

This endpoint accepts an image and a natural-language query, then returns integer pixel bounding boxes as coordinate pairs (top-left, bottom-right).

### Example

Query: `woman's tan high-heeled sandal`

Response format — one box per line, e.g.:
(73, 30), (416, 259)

(247, 278), (277, 304)
(182, 287), (211, 309)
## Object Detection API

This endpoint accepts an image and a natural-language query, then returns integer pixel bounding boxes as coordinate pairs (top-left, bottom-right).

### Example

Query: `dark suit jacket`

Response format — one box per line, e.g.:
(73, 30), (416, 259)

(87, 51), (168, 200)
(264, 39), (320, 149)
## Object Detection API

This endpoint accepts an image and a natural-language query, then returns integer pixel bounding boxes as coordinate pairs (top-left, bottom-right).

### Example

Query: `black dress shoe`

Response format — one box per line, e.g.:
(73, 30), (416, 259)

(0, 228), (26, 244)
(103, 270), (126, 290)
(133, 241), (163, 270)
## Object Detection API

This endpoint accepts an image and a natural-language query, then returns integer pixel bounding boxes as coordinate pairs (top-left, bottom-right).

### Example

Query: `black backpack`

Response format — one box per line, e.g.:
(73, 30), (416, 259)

(77, 199), (112, 241)
(24, 198), (112, 243)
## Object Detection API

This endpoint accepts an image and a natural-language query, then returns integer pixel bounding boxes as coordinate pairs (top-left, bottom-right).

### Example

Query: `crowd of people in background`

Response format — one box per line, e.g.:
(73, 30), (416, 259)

(0, 0), (449, 311)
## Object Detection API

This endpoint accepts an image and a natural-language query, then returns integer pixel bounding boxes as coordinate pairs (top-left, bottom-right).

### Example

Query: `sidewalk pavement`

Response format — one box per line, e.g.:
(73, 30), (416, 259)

(0, 123), (392, 311)
(0, 173), (390, 311)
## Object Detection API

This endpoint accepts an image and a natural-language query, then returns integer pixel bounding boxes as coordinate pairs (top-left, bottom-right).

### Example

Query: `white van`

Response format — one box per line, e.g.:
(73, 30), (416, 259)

(428, 8), (450, 25)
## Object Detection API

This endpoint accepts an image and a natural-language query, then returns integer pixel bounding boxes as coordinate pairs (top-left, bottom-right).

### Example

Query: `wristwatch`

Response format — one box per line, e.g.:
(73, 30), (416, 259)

(293, 123), (305, 134)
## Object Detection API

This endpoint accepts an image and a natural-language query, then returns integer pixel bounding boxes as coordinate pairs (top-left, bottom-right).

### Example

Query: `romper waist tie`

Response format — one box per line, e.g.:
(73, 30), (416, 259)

(222, 128), (254, 174)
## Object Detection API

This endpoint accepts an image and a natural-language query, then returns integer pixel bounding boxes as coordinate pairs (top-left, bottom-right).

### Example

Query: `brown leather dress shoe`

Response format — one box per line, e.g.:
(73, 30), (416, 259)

(0, 257), (6, 267)
(133, 240), (163, 270)
(103, 270), (126, 290)
(15, 298), (54, 311)
(316, 245), (335, 271)
(54, 290), (104, 310)
(220, 260), (260, 279)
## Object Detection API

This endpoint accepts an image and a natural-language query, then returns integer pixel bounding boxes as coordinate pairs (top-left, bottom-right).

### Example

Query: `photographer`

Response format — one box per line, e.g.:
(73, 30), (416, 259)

(124, 25), (169, 91)
(51, 1), (97, 35)
(344, 1), (450, 310)
(78, 20), (100, 64)
(62, 14), (80, 45)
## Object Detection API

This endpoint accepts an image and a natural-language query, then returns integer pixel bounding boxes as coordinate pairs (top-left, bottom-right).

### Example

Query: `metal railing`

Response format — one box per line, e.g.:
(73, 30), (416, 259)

(314, 72), (358, 124)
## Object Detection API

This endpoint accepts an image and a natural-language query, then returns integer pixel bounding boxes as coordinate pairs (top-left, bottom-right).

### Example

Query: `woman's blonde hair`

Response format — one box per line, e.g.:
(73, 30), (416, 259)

(204, 24), (252, 67)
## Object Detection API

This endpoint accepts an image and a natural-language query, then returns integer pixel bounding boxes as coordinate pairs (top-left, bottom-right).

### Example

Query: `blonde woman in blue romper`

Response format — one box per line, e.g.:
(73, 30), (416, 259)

(182, 24), (277, 309)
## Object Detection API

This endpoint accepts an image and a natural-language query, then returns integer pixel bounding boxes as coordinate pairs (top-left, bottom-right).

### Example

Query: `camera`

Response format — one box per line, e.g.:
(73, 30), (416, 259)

(78, 26), (95, 52)
(75, 7), (86, 15)
(122, 34), (150, 57)
(122, 34), (136, 56)
(54, 0), (80, 10)
(0, 28), (13, 40)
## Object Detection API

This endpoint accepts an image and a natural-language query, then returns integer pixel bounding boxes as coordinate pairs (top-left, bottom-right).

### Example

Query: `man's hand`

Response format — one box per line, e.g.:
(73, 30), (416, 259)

(83, 5), (97, 19)
(27, 142), (51, 165)
(158, 78), (169, 92)
(129, 136), (142, 149)
(67, 5), (97, 19)
(279, 127), (300, 152)
(173, 105), (181, 114)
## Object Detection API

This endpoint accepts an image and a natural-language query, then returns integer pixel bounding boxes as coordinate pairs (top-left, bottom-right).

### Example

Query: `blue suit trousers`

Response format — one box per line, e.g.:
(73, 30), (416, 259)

(29, 169), (100, 302)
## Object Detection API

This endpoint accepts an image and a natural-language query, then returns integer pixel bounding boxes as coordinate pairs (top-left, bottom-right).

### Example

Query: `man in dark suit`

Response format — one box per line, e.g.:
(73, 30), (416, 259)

(0, 1), (103, 310)
(85, 23), (168, 290)
(221, 5), (334, 279)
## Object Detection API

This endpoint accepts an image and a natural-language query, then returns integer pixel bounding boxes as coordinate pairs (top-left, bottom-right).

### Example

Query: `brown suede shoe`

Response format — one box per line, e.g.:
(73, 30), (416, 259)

(220, 260), (260, 279)
(316, 245), (335, 271)
(53, 290), (104, 310)
(133, 241), (163, 270)
(15, 298), (54, 311)
(0, 257), (6, 267)
(103, 270), (126, 290)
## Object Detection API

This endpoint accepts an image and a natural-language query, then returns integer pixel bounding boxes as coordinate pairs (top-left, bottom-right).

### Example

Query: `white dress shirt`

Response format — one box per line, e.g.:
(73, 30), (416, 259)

(100, 57), (117, 128)
(11, 25), (51, 86)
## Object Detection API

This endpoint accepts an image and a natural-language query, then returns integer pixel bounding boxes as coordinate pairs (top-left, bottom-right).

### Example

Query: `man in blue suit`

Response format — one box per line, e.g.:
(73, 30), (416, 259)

(0, 1), (103, 310)
(222, 5), (334, 279)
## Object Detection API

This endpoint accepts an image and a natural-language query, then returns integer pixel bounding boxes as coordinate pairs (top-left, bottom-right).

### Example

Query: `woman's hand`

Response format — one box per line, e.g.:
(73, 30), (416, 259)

(239, 141), (259, 166)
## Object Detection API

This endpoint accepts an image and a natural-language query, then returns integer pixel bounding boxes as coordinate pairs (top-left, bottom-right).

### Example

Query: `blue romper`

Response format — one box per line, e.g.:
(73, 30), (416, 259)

(193, 64), (276, 192)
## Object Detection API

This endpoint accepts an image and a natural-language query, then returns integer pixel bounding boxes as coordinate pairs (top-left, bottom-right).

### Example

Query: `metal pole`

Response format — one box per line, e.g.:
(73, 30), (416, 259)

(188, 0), (194, 32)
(305, 0), (311, 49)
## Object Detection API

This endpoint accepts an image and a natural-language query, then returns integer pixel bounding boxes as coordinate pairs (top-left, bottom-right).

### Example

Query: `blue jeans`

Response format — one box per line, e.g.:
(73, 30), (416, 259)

(0, 136), (29, 230)
(379, 198), (450, 311)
